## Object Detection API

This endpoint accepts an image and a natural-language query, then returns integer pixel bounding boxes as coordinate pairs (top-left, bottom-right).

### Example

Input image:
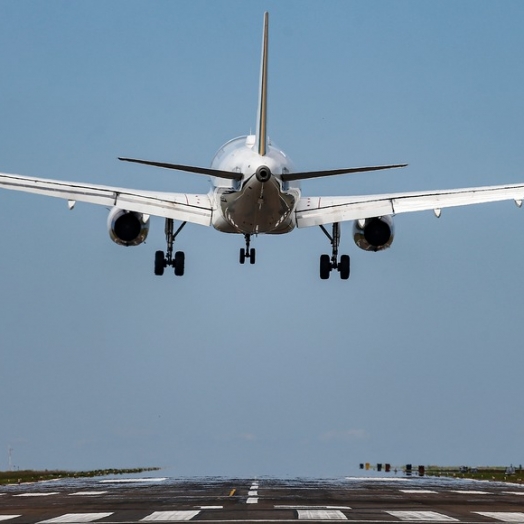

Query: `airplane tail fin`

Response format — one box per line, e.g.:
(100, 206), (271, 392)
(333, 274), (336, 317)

(254, 12), (269, 157)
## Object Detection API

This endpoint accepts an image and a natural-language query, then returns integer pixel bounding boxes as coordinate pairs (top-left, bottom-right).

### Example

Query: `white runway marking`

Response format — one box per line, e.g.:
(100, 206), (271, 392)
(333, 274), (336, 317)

(248, 490), (258, 496)
(39, 513), (113, 523)
(400, 490), (438, 494)
(197, 506), (223, 509)
(15, 492), (59, 497)
(141, 511), (200, 521)
(0, 518), (20, 522)
(251, 484), (259, 489)
(99, 477), (167, 483)
(450, 490), (489, 495)
(386, 511), (459, 521)
(503, 492), (524, 496)
(246, 497), (259, 503)
(275, 506), (351, 510)
(69, 491), (108, 496)
(297, 509), (347, 520)
(474, 512), (524, 522)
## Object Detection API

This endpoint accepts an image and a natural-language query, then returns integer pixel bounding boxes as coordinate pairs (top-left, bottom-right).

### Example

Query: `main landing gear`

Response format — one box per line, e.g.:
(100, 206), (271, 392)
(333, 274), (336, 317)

(319, 222), (350, 280)
(154, 219), (187, 276)
(239, 234), (256, 265)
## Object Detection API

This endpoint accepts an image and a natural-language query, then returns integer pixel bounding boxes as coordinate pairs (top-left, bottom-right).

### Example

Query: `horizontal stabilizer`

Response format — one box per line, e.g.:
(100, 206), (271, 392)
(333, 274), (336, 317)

(281, 163), (407, 182)
(118, 157), (243, 181)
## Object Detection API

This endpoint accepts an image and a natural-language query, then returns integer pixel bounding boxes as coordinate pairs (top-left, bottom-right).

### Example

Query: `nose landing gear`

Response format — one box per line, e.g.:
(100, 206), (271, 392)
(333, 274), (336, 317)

(154, 219), (187, 276)
(239, 234), (256, 265)
(319, 222), (350, 280)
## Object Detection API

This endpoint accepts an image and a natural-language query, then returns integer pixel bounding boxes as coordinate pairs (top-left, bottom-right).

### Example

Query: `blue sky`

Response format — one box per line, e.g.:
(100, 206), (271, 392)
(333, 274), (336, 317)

(1, 0), (524, 477)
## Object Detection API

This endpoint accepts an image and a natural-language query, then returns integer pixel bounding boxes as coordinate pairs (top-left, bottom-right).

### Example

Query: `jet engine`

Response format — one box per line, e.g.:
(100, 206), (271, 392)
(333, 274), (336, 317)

(107, 208), (150, 246)
(353, 216), (394, 252)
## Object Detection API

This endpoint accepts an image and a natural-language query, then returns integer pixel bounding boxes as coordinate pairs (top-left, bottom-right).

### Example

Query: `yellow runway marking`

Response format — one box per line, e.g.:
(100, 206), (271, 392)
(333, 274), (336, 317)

(229, 488), (236, 496)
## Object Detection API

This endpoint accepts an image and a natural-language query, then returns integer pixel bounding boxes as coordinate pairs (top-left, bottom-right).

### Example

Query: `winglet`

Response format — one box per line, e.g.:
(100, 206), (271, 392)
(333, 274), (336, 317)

(254, 12), (269, 157)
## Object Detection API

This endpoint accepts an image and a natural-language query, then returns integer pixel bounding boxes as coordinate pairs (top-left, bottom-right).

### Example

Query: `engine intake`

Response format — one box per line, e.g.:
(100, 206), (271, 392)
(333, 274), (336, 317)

(108, 208), (150, 246)
(353, 216), (394, 252)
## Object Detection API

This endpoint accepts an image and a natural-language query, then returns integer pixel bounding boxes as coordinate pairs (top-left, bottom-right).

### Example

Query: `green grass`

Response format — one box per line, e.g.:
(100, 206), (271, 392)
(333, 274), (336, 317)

(0, 467), (160, 485)
(425, 466), (524, 484)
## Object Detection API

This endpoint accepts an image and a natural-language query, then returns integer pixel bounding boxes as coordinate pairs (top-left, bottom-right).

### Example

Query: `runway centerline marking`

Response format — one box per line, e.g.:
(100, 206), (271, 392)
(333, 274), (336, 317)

(474, 512), (524, 522)
(400, 490), (438, 494)
(39, 513), (113, 523)
(0, 517), (20, 522)
(15, 492), (59, 497)
(449, 490), (489, 495)
(276, 506), (351, 510)
(248, 490), (258, 496)
(141, 511), (200, 521)
(386, 511), (459, 521)
(297, 509), (348, 520)
(69, 491), (108, 496)
(99, 477), (167, 483)
(246, 497), (259, 504)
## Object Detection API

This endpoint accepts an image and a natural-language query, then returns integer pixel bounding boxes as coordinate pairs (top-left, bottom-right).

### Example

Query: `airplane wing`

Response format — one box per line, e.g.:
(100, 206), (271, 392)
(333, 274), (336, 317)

(295, 183), (524, 227)
(0, 172), (213, 226)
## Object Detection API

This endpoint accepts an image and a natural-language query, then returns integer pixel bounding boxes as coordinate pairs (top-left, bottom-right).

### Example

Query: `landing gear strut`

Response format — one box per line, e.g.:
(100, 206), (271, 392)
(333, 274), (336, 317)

(319, 222), (350, 280)
(239, 234), (256, 265)
(154, 219), (187, 276)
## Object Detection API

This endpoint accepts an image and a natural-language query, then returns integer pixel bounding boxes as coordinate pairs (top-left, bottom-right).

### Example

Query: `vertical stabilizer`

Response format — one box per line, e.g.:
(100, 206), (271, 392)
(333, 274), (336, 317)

(255, 12), (269, 157)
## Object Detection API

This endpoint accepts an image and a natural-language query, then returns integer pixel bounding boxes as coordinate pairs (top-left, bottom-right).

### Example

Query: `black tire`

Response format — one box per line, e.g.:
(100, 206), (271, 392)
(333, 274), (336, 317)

(239, 248), (246, 264)
(320, 254), (331, 280)
(249, 248), (256, 265)
(174, 251), (185, 276)
(154, 250), (165, 276)
(339, 254), (350, 280)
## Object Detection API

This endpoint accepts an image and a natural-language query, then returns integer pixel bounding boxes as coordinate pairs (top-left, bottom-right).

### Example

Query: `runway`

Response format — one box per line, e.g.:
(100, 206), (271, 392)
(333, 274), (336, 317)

(1, 476), (524, 523)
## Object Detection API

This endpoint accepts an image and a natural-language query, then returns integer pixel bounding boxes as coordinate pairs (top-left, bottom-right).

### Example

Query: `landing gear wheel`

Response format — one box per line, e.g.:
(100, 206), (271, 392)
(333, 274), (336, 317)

(339, 254), (350, 280)
(239, 235), (256, 266)
(154, 250), (166, 276)
(320, 254), (331, 280)
(154, 219), (187, 277)
(174, 251), (185, 276)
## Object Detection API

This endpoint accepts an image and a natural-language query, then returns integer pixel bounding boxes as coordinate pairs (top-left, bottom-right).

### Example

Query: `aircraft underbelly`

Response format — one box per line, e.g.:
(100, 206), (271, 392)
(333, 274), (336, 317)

(215, 177), (297, 234)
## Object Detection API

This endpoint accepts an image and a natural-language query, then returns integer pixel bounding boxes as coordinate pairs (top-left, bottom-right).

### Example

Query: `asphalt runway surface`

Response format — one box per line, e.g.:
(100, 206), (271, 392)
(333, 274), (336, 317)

(1, 476), (524, 523)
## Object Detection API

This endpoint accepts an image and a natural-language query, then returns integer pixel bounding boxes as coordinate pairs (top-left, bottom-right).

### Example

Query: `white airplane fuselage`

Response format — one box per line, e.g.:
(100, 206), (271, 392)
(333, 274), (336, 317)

(209, 135), (300, 235)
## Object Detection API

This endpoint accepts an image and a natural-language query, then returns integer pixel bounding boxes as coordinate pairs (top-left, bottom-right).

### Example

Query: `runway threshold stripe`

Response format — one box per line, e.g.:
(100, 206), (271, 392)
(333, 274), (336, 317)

(386, 511), (458, 522)
(246, 497), (259, 504)
(474, 512), (524, 522)
(141, 511), (200, 521)
(39, 513), (113, 523)
(297, 509), (348, 520)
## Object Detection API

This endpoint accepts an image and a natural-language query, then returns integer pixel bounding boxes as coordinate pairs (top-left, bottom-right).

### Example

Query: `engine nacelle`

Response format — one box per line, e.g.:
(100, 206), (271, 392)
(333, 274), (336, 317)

(353, 216), (394, 252)
(107, 208), (150, 246)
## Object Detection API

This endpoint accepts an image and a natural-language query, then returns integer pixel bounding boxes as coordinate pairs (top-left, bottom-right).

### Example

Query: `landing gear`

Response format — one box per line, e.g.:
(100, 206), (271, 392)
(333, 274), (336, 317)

(319, 222), (350, 280)
(154, 219), (187, 276)
(239, 234), (256, 265)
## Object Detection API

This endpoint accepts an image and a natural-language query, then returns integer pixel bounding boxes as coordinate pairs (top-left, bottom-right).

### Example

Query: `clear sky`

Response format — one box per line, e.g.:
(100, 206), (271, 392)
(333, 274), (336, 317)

(1, 0), (524, 478)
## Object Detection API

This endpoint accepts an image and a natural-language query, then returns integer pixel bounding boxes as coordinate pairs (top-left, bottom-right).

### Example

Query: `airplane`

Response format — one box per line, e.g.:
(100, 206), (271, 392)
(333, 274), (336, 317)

(1, 12), (524, 280)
